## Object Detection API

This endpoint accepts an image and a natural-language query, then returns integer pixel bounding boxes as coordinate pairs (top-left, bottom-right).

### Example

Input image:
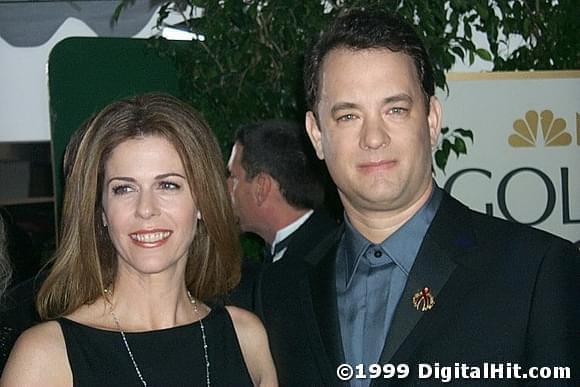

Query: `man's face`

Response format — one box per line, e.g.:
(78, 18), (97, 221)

(306, 48), (441, 217)
(226, 143), (258, 233)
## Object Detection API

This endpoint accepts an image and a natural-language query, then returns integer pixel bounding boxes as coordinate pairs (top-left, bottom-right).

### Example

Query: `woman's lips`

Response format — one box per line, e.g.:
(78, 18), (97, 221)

(129, 229), (172, 247)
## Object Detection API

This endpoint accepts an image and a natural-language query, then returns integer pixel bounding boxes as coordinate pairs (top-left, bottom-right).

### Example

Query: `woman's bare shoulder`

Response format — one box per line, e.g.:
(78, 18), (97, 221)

(225, 305), (263, 332)
(9, 320), (65, 358)
(225, 306), (278, 386)
(1, 320), (71, 386)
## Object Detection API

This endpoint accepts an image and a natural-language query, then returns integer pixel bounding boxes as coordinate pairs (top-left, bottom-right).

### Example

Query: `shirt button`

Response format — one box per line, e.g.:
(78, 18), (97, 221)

(374, 250), (382, 258)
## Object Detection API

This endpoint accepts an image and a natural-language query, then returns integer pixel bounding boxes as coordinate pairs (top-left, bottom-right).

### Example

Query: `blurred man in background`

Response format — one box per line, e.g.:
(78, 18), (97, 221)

(226, 119), (338, 310)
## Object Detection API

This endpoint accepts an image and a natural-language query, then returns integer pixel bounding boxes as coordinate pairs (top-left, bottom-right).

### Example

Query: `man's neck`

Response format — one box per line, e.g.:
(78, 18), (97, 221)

(344, 185), (434, 244)
(264, 207), (311, 245)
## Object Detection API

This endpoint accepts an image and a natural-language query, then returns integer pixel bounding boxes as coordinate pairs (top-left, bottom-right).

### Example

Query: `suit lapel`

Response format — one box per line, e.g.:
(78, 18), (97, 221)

(299, 226), (347, 385)
(285, 210), (338, 264)
(377, 233), (456, 364)
(291, 194), (479, 384)
(377, 193), (478, 366)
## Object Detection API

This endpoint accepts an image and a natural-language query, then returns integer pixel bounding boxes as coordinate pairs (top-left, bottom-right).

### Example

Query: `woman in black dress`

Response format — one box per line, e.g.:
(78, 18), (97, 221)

(1, 93), (277, 386)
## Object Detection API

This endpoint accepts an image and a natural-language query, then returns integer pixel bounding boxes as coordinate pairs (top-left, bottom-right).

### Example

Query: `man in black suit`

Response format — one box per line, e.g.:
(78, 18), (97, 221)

(258, 9), (580, 386)
(226, 120), (338, 310)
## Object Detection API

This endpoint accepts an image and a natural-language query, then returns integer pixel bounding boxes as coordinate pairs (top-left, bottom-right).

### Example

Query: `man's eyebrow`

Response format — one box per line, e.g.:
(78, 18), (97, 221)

(383, 93), (413, 105)
(330, 102), (359, 115)
(330, 94), (413, 115)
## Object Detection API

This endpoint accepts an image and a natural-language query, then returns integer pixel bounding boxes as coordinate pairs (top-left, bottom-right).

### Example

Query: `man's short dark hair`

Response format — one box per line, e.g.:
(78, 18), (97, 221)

(234, 119), (325, 210)
(304, 9), (435, 113)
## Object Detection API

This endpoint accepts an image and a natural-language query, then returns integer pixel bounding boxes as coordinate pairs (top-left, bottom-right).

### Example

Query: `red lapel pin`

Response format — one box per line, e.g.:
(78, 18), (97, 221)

(412, 287), (435, 312)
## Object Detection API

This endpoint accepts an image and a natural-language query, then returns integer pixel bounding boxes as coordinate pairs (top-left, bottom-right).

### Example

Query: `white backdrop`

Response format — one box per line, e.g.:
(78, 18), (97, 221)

(435, 71), (580, 243)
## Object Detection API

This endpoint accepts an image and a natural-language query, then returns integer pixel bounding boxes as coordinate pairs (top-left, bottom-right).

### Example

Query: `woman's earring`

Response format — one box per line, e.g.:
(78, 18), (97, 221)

(197, 211), (202, 221)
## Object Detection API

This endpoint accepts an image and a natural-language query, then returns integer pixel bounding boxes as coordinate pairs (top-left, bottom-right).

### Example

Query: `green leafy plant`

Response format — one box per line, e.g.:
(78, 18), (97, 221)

(114, 1), (482, 172)
(435, 127), (474, 172)
(115, 0), (578, 174)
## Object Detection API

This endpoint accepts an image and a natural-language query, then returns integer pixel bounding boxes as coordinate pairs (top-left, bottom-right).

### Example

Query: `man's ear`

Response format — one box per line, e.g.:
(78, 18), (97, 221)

(254, 173), (272, 206)
(428, 96), (443, 147)
(305, 111), (325, 160)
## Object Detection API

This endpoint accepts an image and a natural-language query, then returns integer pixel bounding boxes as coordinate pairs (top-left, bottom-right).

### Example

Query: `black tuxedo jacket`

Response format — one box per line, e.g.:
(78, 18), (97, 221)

(257, 193), (579, 386)
(266, 209), (339, 268)
(228, 210), (338, 312)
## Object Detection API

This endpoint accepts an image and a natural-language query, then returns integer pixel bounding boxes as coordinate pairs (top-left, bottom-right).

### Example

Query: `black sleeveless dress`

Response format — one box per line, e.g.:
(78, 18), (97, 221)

(57, 306), (253, 386)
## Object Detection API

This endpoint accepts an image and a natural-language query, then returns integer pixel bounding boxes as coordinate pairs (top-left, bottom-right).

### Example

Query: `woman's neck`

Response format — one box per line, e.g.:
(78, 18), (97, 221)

(106, 280), (194, 330)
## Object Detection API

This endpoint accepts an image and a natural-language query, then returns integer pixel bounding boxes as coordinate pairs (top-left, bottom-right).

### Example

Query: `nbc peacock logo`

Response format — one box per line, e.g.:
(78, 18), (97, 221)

(508, 110), (573, 147)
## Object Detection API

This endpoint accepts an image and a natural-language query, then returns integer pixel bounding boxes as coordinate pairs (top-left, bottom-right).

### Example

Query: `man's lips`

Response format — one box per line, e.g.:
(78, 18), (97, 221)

(129, 229), (172, 247)
(357, 159), (397, 173)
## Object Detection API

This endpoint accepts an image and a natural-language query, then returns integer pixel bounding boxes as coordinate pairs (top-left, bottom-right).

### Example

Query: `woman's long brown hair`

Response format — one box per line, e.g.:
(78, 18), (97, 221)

(37, 93), (241, 319)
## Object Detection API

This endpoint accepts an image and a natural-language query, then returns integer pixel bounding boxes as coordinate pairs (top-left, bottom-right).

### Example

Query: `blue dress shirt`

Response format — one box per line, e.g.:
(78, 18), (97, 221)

(336, 186), (443, 386)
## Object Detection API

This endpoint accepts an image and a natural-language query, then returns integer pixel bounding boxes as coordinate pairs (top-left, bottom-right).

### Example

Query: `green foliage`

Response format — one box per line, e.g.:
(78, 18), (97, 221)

(144, 1), (334, 151)
(434, 127), (473, 173)
(475, 0), (579, 70)
(116, 0), (578, 170)
(117, 0), (493, 162)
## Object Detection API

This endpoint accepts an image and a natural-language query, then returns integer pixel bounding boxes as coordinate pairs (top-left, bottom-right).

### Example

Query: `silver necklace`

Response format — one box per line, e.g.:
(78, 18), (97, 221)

(108, 290), (210, 386)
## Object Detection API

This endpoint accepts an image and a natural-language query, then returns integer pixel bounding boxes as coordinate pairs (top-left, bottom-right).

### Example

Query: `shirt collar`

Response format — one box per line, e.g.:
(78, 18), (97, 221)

(342, 185), (443, 284)
(271, 209), (314, 255)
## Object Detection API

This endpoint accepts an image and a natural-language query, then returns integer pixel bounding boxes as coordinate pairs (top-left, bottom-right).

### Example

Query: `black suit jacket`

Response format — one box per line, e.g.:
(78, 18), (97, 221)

(228, 210), (338, 312)
(257, 193), (580, 386)
(226, 256), (263, 311)
(266, 209), (339, 269)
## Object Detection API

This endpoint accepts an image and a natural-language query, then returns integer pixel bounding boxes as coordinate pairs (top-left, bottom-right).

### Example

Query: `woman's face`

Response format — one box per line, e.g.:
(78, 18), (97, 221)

(101, 135), (197, 279)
